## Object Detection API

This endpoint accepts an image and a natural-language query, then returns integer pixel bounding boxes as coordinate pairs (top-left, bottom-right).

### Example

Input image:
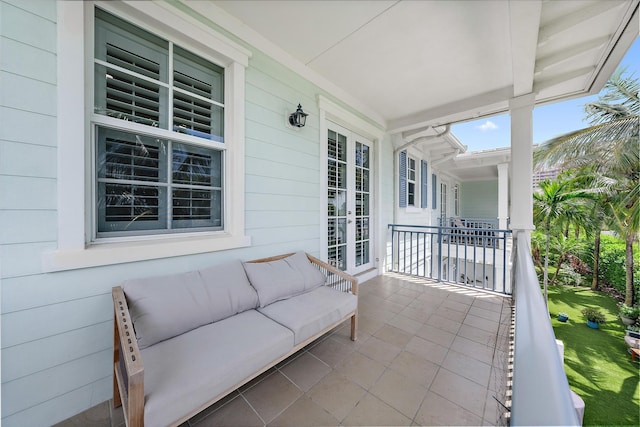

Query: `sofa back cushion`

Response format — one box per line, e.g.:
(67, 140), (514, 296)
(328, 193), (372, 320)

(243, 252), (326, 307)
(122, 271), (210, 349)
(198, 259), (259, 322)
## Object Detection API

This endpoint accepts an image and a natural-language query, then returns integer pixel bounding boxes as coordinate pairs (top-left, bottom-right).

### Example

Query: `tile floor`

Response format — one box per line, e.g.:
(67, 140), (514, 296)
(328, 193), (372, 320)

(55, 272), (513, 427)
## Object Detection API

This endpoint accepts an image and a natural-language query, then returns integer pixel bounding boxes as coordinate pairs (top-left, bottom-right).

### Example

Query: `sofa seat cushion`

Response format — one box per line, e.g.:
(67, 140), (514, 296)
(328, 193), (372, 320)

(243, 252), (326, 307)
(258, 286), (357, 345)
(141, 310), (294, 427)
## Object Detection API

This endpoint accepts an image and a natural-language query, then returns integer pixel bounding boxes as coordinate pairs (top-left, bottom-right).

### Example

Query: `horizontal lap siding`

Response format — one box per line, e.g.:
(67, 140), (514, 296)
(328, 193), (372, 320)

(460, 180), (499, 219)
(244, 51), (324, 257)
(0, 2), (335, 426)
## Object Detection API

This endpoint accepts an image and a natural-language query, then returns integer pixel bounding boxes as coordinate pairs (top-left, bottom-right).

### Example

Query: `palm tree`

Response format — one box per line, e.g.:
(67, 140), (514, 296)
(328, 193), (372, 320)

(548, 234), (588, 285)
(535, 69), (639, 306)
(533, 176), (595, 304)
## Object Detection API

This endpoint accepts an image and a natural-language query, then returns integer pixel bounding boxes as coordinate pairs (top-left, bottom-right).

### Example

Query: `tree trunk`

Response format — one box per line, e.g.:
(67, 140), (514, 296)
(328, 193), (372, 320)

(551, 256), (565, 285)
(543, 220), (551, 305)
(625, 231), (635, 306)
(591, 228), (601, 290)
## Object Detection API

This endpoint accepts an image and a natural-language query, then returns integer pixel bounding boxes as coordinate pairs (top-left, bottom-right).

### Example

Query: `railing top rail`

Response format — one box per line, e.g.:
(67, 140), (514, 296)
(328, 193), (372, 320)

(510, 232), (579, 426)
(388, 223), (513, 233)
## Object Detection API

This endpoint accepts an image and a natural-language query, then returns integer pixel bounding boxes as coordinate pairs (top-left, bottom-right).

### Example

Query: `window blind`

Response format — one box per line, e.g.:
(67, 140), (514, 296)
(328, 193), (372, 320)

(399, 150), (407, 207)
(421, 160), (428, 208)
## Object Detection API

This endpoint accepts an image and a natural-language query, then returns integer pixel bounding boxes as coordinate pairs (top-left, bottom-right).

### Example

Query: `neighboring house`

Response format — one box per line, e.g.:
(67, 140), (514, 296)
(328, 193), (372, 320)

(1, 1), (637, 425)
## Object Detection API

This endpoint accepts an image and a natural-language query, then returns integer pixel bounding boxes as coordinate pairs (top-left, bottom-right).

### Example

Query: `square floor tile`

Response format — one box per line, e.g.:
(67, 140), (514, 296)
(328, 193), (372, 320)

(457, 323), (497, 347)
(336, 351), (386, 389)
(268, 396), (338, 426)
(307, 371), (367, 421)
(242, 371), (302, 423)
(464, 313), (500, 334)
(342, 393), (412, 426)
(405, 336), (449, 365)
(370, 368), (428, 419)
(426, 313), (462, 334)
(191, 395), (263, 427)
(416, 323), (456, 348)
(308, 336), (355, 367)
(374, 324), (413, 348)
(450, 336), (495, 365)
(415, 391), (482, 426)
(280, 352), (331, 391)
(430, 368), (487, 418)
(357, 336), (402, 365)
(388, 350), (439, 388)
(469, 305), (502, 322)
(387, 314), (423, 334)
(441, 349), (492, 387)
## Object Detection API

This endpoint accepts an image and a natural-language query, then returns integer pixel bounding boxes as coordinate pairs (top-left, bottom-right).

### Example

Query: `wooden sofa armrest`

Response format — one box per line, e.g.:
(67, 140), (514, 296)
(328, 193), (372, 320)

(112, 286), (145, 427)
(305, 253), (358, 295)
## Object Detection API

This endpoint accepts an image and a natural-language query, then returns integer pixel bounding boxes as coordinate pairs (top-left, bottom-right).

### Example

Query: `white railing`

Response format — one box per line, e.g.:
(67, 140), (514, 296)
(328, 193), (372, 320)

(510, 231), (579, 425)
(387, 223), (512, 294)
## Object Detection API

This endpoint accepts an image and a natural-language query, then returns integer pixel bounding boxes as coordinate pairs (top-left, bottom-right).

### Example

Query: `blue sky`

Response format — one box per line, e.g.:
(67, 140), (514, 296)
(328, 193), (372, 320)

(451, 36), (640, 152)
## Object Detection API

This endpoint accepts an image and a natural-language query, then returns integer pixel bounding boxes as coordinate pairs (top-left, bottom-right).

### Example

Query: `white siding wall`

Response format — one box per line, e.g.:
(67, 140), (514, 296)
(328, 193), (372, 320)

(0, 1), (389, 425)
(460, 180), (499, 219)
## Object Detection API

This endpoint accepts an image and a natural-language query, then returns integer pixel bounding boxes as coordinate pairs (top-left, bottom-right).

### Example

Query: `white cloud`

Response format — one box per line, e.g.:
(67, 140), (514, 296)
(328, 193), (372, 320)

(477, 120), (498, 131)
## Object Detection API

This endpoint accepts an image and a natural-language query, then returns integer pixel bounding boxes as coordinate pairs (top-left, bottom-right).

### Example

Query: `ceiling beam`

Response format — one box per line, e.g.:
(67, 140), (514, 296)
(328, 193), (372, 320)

(534, 66), (596, 93)
(538, 1), (625, 45)
(387, 86), (513, 134)
(534, 35), (611, 74)
(509, 0), (542, 96)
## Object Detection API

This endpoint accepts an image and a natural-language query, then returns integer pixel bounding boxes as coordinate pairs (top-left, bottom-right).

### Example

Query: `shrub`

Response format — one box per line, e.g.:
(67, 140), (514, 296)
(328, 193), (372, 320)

(597, 234), (640, 304)
(557, 265), (583, 286)
(581, 307), (606, 324)
(619, 304), (639, 318)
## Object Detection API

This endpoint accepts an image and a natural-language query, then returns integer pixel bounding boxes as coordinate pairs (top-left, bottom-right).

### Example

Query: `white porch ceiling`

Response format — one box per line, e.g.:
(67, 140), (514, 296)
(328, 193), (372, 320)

(207, 0), (638, 135)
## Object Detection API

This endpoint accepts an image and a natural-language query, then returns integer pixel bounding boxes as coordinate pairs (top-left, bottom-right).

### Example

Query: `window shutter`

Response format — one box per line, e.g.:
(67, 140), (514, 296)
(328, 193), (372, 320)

(421, 160), (428, 208)
(432, 174), (437, 209)
(399, 150), (407, 207)
(173, 47), (224, 141)
(95, 10), (168, 128)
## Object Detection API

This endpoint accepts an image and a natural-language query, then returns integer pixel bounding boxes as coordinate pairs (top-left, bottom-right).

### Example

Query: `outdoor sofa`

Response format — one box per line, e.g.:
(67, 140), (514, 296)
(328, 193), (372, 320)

(112, 251), (358, 427)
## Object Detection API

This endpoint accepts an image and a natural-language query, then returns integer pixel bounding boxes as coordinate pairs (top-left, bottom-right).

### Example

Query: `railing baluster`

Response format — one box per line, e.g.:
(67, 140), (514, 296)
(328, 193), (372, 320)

(387, 223), (512, 295)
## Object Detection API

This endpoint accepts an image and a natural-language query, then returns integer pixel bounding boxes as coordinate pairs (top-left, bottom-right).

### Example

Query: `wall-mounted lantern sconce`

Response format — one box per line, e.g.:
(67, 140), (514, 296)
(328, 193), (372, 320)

(288, 103), (308, 128)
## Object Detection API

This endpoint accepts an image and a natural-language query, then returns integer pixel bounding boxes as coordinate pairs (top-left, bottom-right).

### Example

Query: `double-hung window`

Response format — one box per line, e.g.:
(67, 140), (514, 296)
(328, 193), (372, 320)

(407, 156), (417, 207)
(93, 9), (225, 237)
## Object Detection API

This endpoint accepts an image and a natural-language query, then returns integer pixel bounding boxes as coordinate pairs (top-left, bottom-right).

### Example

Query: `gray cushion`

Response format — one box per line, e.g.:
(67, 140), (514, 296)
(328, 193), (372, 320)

(243, 252), (326, 307)
(122, 271), (210, 349)
(198, 259), (259, 322)
(141, 310), (294, 427)
(258, 286), (357, 345)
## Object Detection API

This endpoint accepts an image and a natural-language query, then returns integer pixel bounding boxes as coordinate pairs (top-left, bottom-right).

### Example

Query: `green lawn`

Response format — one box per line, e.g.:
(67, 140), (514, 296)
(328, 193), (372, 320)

(548, 285), (640, 426)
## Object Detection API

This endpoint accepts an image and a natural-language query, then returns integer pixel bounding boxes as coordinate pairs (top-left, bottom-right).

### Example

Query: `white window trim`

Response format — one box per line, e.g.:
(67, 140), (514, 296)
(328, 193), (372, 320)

(44, 0), (251, 272)
(317, 95), (383, 281)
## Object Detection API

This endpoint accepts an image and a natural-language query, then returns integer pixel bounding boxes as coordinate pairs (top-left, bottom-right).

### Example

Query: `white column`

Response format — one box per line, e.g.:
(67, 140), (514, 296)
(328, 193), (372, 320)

(497, 163), (509, 230)
(509, 94), (536, 241)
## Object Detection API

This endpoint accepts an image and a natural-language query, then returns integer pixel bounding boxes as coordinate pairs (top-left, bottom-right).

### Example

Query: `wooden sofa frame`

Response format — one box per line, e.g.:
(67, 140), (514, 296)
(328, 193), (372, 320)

(112, 253), (358, 427)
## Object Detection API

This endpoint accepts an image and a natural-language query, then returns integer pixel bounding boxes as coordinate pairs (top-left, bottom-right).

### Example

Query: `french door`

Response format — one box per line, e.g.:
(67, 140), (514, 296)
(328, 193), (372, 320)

(326, 122), (374, 274)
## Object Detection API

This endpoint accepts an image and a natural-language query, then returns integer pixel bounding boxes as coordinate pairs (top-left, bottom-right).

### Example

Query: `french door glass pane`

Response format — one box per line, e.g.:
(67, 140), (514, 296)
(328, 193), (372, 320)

(328, 129), (349, 271)
(355, 141), (370, 268)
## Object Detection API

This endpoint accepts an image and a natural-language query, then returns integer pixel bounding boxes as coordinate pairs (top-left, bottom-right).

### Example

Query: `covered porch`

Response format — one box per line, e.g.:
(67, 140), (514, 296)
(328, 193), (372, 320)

(57, 273), (512, 427)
